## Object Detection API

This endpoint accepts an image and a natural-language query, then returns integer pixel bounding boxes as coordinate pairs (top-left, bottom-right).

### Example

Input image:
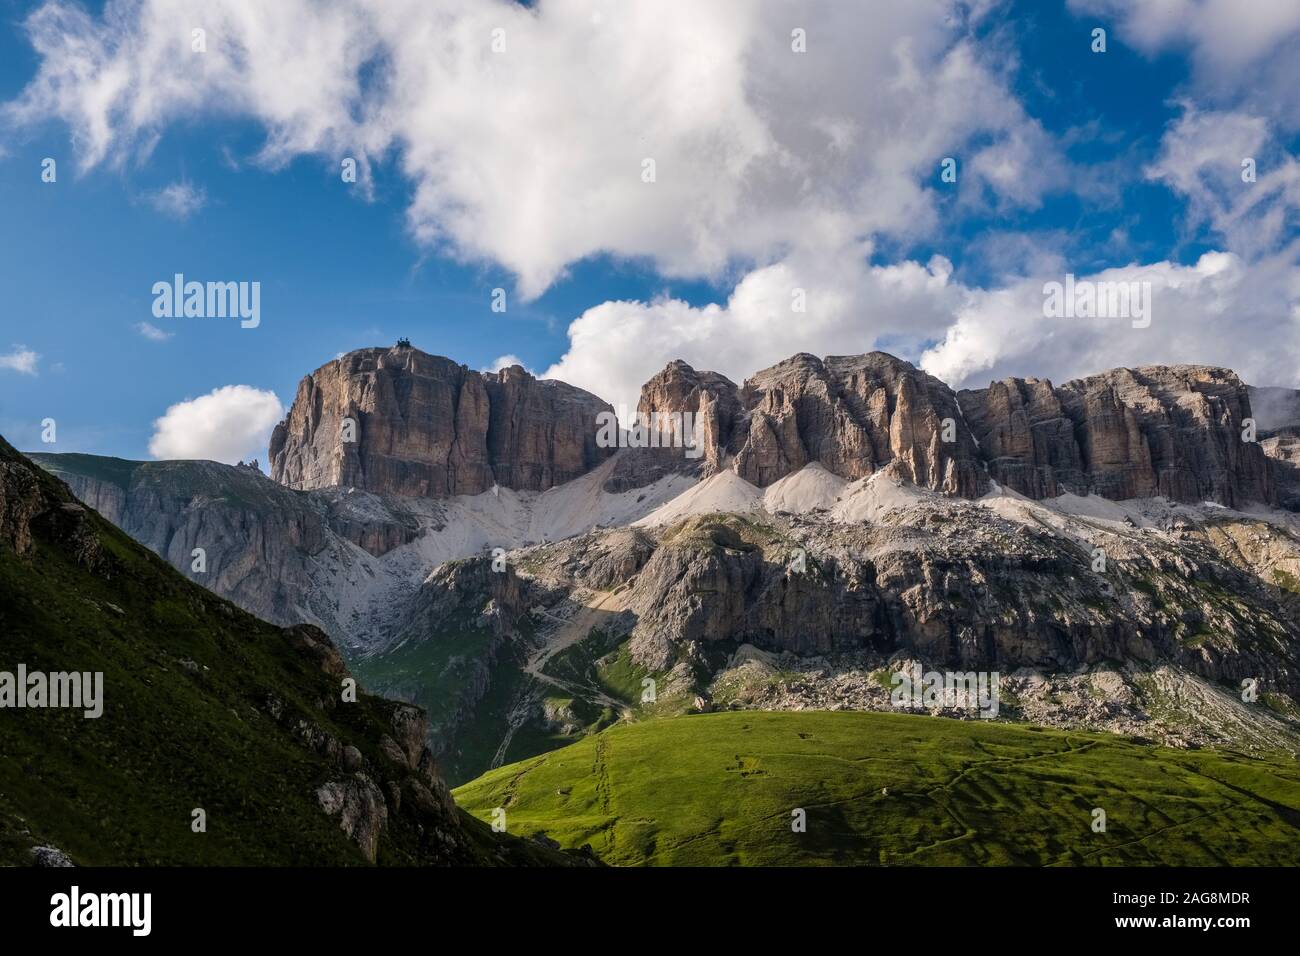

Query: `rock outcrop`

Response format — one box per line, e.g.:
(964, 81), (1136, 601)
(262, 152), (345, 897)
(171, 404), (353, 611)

(624, 515), (882, 669)
(262, 347), (1286, 512)
(629, 352), (987, 497)
(625, 355), (1284, 510)
(961, 365), (1275, 507)
(269, 347), (613, 496)
(513, 498), (1300, 706)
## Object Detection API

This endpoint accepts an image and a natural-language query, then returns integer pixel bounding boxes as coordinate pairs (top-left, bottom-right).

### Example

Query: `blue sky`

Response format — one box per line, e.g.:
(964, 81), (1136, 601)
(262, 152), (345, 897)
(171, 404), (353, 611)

(1, 0), (1296, 463)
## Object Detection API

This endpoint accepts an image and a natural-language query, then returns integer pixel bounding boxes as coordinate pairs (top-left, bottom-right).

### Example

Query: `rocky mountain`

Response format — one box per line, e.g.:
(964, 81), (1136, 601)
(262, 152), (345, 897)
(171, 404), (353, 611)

(30, 447), (691, 657)
(245, 345), (1300, 516)
(960, 365), (1275, 507)
(269, 347), (614, 497)
(414, 474), (1300, 772)
(0, 435), (585, 866)
(619, 354), (1300, 513)
(25, 347), (1300, 783)
(631, 352), (986, 496)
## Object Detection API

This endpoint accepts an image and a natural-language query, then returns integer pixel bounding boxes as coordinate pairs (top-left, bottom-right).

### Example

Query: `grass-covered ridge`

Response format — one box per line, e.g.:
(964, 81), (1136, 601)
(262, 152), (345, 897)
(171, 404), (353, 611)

(0, 436), (570, 866)
(28, 451), (142, 492)
(455, 710), (1300, 866)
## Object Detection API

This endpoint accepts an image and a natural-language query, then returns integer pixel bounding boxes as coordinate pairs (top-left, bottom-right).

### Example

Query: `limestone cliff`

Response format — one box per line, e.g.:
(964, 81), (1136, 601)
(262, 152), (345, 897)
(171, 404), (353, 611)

(269, 347), (614, 496)
(960, 365), (1276, 508)
(631, 352), (987, 497)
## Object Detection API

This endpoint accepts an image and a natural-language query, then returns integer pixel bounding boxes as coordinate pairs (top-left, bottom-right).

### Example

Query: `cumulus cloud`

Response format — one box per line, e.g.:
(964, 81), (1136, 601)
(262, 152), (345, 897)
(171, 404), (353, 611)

(1145, 105), (1300, 260)
(4, 0), (1066, 298)
(145, 180), (206, 219)
(0, 345), (40, 375)
(134, 321), (172, 341)
(921, 251), (1300, 390)
(544, 245), (968, 414)
(544, 245), (1300, 412)
(9, 0), (1295, 404)
(148, 385), (284, 462)
(529, 13), (1298, 406)
(482, 354), (530, 374)
(1069, 0), (1300, 66)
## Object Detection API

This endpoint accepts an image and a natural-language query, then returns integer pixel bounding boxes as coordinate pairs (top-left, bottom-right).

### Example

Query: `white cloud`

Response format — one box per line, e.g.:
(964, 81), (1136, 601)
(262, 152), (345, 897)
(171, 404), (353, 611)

(1145, 105), (1300, 260)
(11, 0), (1295, 404)
(1069, 0), (1300, 66)
(921, 250), (1300, 390)
(148, 385), (284, 463)
(145, 180), (207, 219)
(543, 245), (1300, 414)
(543, 244), (968, 415)
(482, 354), (529, 374)
(134, 321), (173, 341)
(525, 20), (1289, 405)
(0, 345), (39, 375)
(4, 0), (1064, 298)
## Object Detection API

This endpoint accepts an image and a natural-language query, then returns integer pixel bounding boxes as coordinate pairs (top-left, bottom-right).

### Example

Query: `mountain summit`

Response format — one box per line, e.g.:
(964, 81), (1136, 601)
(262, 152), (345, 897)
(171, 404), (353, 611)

(266, 346), (1298, 512)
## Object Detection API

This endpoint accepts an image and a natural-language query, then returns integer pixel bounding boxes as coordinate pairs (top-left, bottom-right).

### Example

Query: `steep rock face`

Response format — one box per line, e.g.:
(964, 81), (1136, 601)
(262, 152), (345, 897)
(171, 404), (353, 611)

(638, 360), (743, 474)
(31, 455), (425, 645)
(1253, 385), (1300, 511)
(625, 516), (881, 669)
(630, 352), (987, 497)
(482, 364), (616, 490)
(269, 347), (613, 496)
(603, 361), (741, 491)
(957, 377), (1084, 498)
(270, 348), (492, 496)
(538, 505), (1300, 700)
(961, 365), (1276, 507)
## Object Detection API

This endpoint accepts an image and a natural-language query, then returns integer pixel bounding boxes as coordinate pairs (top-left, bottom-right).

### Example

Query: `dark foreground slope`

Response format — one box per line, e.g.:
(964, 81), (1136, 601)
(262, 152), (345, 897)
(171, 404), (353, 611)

(455, 711), (1300, 866)
(0, 435), (578, 866)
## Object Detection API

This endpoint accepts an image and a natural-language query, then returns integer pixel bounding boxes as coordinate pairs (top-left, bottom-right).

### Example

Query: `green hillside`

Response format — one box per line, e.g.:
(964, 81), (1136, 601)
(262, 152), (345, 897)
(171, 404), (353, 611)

(0, 435), (572, 867)
(455, 710), (1300, 866)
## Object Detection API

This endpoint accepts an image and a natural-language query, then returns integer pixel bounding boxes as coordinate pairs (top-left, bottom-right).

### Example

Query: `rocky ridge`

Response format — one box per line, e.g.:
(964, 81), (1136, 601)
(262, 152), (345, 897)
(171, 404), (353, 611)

(960, 366), (1275, 507)
(264, 346), (1297, 516)
(449, 482), (1300, 760)
(628, 352), (986, 497)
